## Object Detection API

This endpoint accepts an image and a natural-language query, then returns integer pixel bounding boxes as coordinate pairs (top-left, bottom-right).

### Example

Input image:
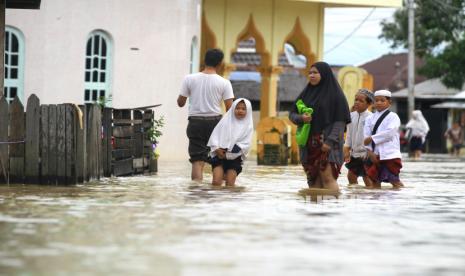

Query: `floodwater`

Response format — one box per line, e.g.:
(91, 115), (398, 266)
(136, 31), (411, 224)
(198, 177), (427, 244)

(1, 154), (465, 276)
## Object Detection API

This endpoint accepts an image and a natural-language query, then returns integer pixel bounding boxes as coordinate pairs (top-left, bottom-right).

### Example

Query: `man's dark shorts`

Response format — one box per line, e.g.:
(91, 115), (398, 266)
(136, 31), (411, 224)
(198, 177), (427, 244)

(345, 157), (366, 177)
(186, 115), (221, 163)
(210, 156), (243, 175)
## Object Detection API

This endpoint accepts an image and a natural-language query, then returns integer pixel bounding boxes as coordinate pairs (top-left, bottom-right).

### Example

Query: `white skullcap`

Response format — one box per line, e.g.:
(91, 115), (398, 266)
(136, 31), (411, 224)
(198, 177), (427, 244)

(374, 90), (392, 97)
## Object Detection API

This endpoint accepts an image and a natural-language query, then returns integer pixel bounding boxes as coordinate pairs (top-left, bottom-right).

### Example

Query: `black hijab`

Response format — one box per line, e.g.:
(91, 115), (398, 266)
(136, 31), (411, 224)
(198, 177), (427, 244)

(294, 61), (351, 133)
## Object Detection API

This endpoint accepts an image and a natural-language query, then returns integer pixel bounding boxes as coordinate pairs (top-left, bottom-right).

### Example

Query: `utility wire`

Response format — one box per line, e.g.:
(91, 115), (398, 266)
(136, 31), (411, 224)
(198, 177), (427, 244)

(324, 8), (376, 55)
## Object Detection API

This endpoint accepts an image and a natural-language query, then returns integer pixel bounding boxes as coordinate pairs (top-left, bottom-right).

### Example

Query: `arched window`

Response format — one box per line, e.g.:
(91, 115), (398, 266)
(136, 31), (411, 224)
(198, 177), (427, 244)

(190, 36), (200, 73)
(4, 26), (25, 103)
(84, 30), (112, 104)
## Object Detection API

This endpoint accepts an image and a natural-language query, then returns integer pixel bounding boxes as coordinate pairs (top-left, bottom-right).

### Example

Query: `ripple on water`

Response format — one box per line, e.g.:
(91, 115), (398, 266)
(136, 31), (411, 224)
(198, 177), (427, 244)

(0, 155), (464, 275)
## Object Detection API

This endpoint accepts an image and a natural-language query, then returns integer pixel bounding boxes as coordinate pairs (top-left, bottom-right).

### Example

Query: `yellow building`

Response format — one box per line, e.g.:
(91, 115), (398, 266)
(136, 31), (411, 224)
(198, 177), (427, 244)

(201, 0), (402, 118)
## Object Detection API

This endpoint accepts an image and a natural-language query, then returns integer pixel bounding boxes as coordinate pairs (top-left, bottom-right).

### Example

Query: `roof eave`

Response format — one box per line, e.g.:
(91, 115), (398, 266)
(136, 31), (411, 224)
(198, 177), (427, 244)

(6, 0), (41, 9)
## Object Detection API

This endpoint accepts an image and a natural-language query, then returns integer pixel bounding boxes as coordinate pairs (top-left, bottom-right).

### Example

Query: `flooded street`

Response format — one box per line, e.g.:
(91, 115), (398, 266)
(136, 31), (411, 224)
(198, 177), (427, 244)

(1, 154), (465, 276)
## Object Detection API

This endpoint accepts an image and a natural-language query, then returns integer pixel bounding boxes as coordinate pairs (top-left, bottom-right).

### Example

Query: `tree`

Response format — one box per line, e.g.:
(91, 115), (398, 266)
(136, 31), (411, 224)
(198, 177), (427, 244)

(380, 0), (465, 89)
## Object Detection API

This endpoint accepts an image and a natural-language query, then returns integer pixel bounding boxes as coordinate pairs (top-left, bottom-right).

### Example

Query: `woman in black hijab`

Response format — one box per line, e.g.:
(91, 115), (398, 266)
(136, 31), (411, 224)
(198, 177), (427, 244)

(289, 61), (351, 191)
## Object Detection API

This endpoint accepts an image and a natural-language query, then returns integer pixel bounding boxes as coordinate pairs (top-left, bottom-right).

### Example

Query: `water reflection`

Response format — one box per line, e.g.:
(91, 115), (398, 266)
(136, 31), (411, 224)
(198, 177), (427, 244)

(1, 154), (465, 275)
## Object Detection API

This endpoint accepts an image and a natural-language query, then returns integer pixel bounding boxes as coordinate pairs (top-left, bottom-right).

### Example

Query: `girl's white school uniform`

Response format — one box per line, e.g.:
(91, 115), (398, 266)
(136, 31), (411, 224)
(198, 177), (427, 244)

(207, 98), (253, 160)
(364, 109), (402, 160)
(406, 110), (430, 143)
(345, 110), (372, 159)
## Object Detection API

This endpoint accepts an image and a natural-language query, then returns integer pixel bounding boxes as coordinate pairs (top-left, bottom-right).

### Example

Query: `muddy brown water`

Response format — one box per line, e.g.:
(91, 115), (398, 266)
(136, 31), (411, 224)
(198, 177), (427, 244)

(1, 154), (465, 275)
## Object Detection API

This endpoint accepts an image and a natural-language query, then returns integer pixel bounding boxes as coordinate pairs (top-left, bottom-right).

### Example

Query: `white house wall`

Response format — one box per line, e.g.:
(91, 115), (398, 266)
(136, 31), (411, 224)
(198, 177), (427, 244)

(6, 0), (201, 161)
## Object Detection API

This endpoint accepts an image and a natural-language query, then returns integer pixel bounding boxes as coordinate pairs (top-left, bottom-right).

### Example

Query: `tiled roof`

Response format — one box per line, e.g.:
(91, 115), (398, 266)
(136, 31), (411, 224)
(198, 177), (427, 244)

(359, 53), (427, 92)
(232, 37), (292, 67)
(232, 69), (307, 102)
(392, 78), (464, 99)
(231, 53), (292, 67)
(231, 53), (262, 66)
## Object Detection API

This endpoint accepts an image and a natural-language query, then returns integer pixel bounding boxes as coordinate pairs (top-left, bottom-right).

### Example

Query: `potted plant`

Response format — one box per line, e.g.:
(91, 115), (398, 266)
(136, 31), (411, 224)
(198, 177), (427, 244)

(147, 116), (164, 173)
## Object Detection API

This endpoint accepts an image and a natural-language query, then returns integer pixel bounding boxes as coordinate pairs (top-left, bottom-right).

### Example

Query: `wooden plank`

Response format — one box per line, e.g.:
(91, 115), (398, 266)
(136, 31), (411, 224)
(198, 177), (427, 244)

(112, 149), (133, 160)
(85, 105), (92, 181)
(9, 97), (25, 184)
(142, 111), (154, 162)
(133, 157), (149, 169)
(48, 105), (57, 184)
(87, 105), (96, 180)
(95, 105), (102, 179)
(113, 158), (133, 176)
(39, 105), (49, 184)
(142, 122), (153, 129)
(133, 110), (143, 134)
(113, 126), (134, 138)
(0, 96), (8, 184)
(113, 138), (135, 150)
(113, 109), (131, 120)
(87, 105), (102, 180)
(56, 104), (66, 184)
(143, 112), (153, 119)
(134, 132), (143, 158)
(132, 104), (161, 109)
(25, 94), (40, 184)
(76, 105), (86, 183)
(133, 110), (143, 119)
(65, 105), (76, 184)
(102, 108), (112, 177)
(112, 119), (142, 125)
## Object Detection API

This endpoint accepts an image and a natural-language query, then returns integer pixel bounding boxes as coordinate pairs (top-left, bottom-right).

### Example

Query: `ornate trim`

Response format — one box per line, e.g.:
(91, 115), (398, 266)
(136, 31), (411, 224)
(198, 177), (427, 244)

(233, 14), (271, 67)
(282, 17), (315, 69)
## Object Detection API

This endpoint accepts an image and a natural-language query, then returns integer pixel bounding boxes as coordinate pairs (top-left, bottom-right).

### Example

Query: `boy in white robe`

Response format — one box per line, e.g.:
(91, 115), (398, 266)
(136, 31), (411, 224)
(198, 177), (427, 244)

(207, 98), (253, 186)
(363, 90), (404, 189)
(344, 89), (374, 187)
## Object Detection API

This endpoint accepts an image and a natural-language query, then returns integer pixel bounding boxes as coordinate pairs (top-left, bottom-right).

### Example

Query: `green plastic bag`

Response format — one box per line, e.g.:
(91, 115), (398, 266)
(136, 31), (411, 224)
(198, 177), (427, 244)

(295, 99), (314, 146)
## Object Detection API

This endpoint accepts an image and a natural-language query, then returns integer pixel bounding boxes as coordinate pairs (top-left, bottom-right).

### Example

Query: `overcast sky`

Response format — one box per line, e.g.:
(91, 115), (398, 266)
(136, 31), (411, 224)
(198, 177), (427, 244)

(323, 7), (405, 66)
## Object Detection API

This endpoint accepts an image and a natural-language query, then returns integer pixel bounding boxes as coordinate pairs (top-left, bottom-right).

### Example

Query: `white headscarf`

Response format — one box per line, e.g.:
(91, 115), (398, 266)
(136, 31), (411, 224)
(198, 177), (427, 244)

(406, 110), (430, 141)
(207, 98), (253, 159)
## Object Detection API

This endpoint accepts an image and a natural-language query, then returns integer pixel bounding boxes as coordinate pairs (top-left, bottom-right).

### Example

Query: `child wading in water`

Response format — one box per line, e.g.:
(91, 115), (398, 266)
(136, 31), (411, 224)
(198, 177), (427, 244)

(363, 90), (404, 189)
(207, 98), (253, 186)
(444, 122), (463, 156)
(344, 89), (374, 187)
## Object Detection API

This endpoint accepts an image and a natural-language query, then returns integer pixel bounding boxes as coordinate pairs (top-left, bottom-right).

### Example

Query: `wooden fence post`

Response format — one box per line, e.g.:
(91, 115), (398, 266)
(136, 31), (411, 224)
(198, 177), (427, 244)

(48, 105), (58, 184)
(9, 97), (24, 183)
(65, 104), (77, 184)
(0, 96), (8, 184)
(57, 104), (66, 184)
(143, 109), (154, 173)
(25, 94), (40, 184)
(76, 105), (86, 183)
(102, 108), (112, 177)
(86, 105), (101, 181)
(133, 110), (143, 173)
(40, 105), (49, 184)
(112, 109), (134, 176)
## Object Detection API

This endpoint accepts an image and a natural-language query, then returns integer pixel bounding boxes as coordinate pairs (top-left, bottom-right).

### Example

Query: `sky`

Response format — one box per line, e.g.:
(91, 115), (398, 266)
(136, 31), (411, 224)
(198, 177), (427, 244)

(323, 7), (406, 66)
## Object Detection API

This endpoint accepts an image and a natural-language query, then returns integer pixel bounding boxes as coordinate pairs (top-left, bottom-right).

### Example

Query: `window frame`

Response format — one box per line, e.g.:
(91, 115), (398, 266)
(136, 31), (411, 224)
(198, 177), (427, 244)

(4, 26), (25, 104)
(84, 30), (113, 105)
(190, 36), (199, 74)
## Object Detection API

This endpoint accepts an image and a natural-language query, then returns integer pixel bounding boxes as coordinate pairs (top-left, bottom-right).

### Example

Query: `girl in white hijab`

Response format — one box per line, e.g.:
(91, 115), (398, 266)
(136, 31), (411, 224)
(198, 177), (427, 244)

(207, 98), (253, 186)
(406, 110), (430, 159)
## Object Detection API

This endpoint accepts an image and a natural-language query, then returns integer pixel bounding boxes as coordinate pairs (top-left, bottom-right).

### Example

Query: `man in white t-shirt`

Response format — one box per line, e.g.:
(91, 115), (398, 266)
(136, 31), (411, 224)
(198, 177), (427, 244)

(177, 48), (234, 181)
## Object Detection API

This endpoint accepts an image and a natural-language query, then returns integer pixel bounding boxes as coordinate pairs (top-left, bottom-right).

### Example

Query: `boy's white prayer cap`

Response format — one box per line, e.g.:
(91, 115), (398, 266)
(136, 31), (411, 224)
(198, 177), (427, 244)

(374, 89), (392, 97)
